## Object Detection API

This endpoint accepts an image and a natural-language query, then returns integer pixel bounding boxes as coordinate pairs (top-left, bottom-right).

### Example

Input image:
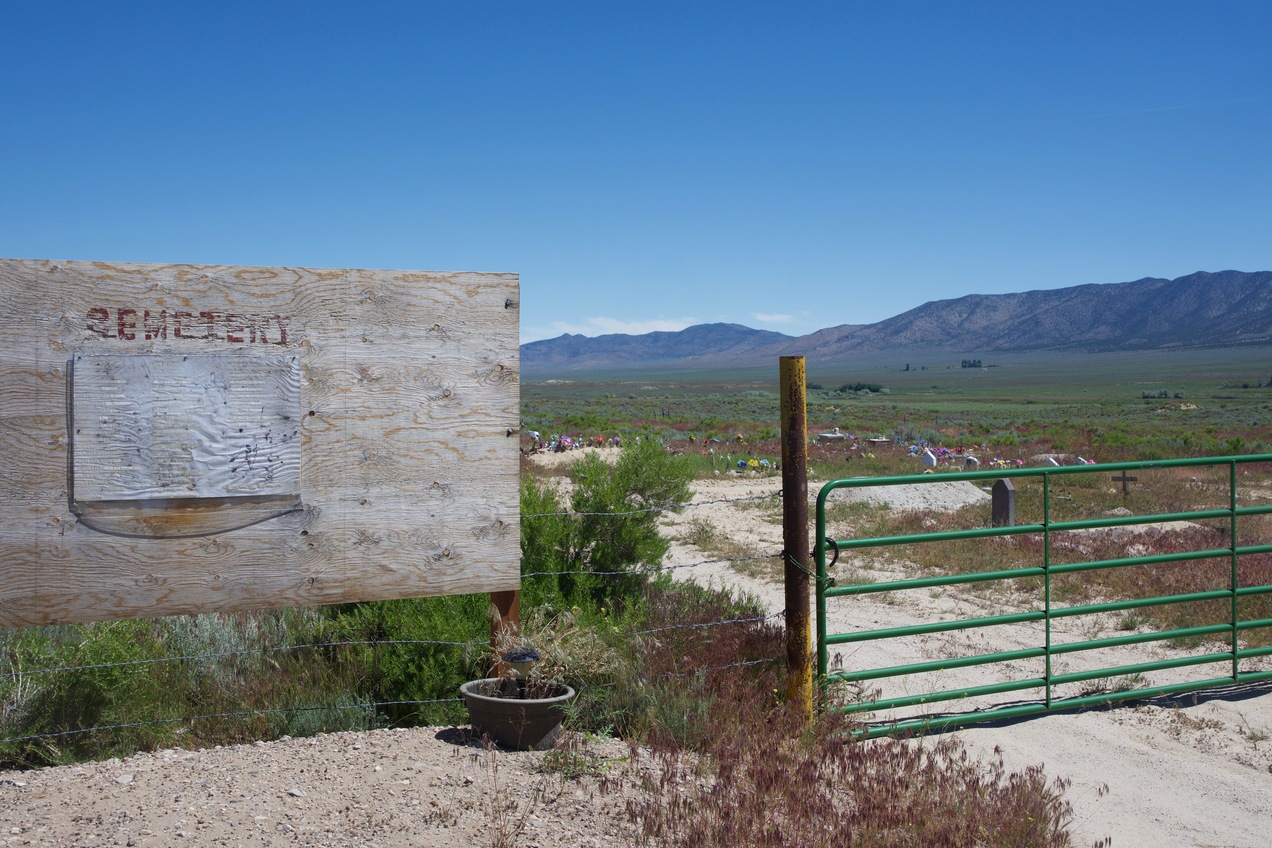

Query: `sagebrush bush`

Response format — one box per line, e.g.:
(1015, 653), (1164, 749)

(522, 434), (693, 607)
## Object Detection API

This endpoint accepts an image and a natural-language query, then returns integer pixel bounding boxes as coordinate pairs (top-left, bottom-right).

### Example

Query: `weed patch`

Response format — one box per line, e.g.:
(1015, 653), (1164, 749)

(630, 717), (1080, 848)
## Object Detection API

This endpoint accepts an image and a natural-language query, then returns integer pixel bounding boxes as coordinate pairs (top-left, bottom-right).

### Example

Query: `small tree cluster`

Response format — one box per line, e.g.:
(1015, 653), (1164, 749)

(836, 382), (884, 394)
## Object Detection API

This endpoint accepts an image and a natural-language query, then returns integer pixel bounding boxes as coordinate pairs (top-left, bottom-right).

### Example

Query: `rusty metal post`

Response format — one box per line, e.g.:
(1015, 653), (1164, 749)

(780, 356), (813, 724)
(488, 590), (520, 677)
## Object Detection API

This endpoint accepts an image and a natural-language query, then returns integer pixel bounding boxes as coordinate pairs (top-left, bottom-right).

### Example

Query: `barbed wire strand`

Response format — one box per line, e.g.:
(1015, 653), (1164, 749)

(652, 656), (784, 680)
(1, 639), (485, 680)
(695, 656), (783, 673)
(522, 490), (780, 519)
(521, 551), (781, 580)
(0, 594), (783, 686)
(0, 698), (463, 747)
(635, 611), (784, 636)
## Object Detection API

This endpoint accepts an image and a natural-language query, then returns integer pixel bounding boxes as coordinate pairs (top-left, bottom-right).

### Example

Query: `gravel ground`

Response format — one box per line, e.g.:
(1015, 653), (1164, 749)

(1, 728), (646, 848)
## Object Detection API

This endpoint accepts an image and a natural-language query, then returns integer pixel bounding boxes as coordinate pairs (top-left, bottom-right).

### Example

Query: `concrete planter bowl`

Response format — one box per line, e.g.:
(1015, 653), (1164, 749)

(459, 678), (576, 751)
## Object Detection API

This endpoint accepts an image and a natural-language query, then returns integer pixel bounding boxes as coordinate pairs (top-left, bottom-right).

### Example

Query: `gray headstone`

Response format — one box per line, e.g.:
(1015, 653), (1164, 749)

(992, 478), (1016, 527)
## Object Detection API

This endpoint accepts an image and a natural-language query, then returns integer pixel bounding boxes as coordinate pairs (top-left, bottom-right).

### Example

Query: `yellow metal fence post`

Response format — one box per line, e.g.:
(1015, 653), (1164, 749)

(780, 355), (813, 724)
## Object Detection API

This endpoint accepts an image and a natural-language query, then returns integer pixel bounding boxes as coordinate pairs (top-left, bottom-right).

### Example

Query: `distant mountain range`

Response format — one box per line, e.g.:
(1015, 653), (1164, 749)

(521, 271), (1272, 377)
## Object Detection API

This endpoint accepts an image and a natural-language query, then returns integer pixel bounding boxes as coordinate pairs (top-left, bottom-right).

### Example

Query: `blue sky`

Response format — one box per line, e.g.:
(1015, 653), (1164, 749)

(2, 2), (1269, 343)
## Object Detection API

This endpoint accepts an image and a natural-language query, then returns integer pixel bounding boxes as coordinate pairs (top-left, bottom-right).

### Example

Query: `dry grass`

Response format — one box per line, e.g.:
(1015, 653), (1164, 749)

(613, 582), (1086, 847)
(630, 730), (1085, 848)
(678, 517), (782, 581)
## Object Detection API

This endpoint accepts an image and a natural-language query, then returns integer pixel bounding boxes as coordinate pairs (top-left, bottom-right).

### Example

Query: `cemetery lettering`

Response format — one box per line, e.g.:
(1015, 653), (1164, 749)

(86, 307), (291, 344)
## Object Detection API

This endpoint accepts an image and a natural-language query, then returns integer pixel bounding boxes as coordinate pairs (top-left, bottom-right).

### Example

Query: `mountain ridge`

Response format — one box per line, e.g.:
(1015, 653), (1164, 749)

(522, 270), (1272, 376)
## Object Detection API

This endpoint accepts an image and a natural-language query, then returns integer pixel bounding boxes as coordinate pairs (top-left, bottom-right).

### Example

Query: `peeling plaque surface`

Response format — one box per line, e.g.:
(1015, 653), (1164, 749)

(71, 354), (302, 503)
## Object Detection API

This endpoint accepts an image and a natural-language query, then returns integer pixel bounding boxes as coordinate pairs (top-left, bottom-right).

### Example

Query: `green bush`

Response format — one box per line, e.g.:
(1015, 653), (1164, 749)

(1, 620), (186, 766)
(316, 595), (489, 726)
(988, 428), (1022, 446)
(522, 435), (693, 608)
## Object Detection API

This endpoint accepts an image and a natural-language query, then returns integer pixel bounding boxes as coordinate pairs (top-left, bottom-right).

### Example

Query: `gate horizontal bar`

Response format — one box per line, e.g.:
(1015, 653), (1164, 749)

(1050, 548), (1234, 575)
(833, 523), (1043, 550)
(818, 455), (1272, 495)
(849, 672), (1272, 739)
(826, 566), (1045, 597)
(837, 676), (1047, 714)
(829, 647), (1048, 684)
(830, 516), (1272, 556)
(1047, 652), (1234, 687)
(1050, 623), (1232, 655)
(1051, 589), (1233, 619)
(1238, 644), (1272, 658)
(825, 610), (1046, 644)
(831, 623), (1268, 688)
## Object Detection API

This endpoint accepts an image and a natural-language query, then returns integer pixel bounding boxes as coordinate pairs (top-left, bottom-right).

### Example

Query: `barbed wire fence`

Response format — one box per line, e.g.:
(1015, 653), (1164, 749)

(1, 487), (789, 754)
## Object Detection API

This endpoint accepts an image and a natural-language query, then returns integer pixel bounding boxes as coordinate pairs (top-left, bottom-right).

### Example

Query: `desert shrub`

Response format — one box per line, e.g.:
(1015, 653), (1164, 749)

(890, 426), (919, 443)
(0, 595), (499, 768)
(681, 517), (721, 549)
(1, 620), (186, 766)
(521, 435), (694, 607)
(266, 693), (380, 739)
(520, 473), (574, 597)
(916, 428), (943, 446)
(0, 609), (392, 768)
(315, 594), (489, 725)
(989, 428), (1022, 445)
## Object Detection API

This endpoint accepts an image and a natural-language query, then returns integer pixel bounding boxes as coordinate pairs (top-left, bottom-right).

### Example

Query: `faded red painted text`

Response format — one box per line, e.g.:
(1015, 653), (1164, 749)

(87, 308), (290, 345)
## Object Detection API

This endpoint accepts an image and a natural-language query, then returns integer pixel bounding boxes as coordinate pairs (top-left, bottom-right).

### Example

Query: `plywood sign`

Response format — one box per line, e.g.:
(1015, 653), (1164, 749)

(0, 259), (520, 627)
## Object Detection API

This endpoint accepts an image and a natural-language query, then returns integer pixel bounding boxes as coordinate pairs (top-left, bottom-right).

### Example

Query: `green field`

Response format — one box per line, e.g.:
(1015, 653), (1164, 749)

(522, 347), (1272, 467)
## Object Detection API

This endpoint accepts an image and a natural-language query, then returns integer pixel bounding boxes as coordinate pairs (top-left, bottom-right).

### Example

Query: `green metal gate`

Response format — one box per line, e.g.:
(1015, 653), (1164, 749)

(814, 454), (1272, 738)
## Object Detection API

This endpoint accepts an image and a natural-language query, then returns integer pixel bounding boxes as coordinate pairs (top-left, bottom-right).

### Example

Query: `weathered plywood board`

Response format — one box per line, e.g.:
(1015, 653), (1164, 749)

(71, 354), (302, 502)
(0, 259), (520, 627)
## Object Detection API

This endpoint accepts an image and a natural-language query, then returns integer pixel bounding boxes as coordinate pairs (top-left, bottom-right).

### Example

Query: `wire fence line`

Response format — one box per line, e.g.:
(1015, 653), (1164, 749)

(1, 486), (789, 754)
(1, 604), (786, 685)
(2, 653), (791, 748)
(521, 488), (781, 518)
(0, 639), (483, 681)
(0, 610), (789, 748)
(634, 611), (784, 637)
(0, 699), (460, 747)
(522, 551), (783, 580)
